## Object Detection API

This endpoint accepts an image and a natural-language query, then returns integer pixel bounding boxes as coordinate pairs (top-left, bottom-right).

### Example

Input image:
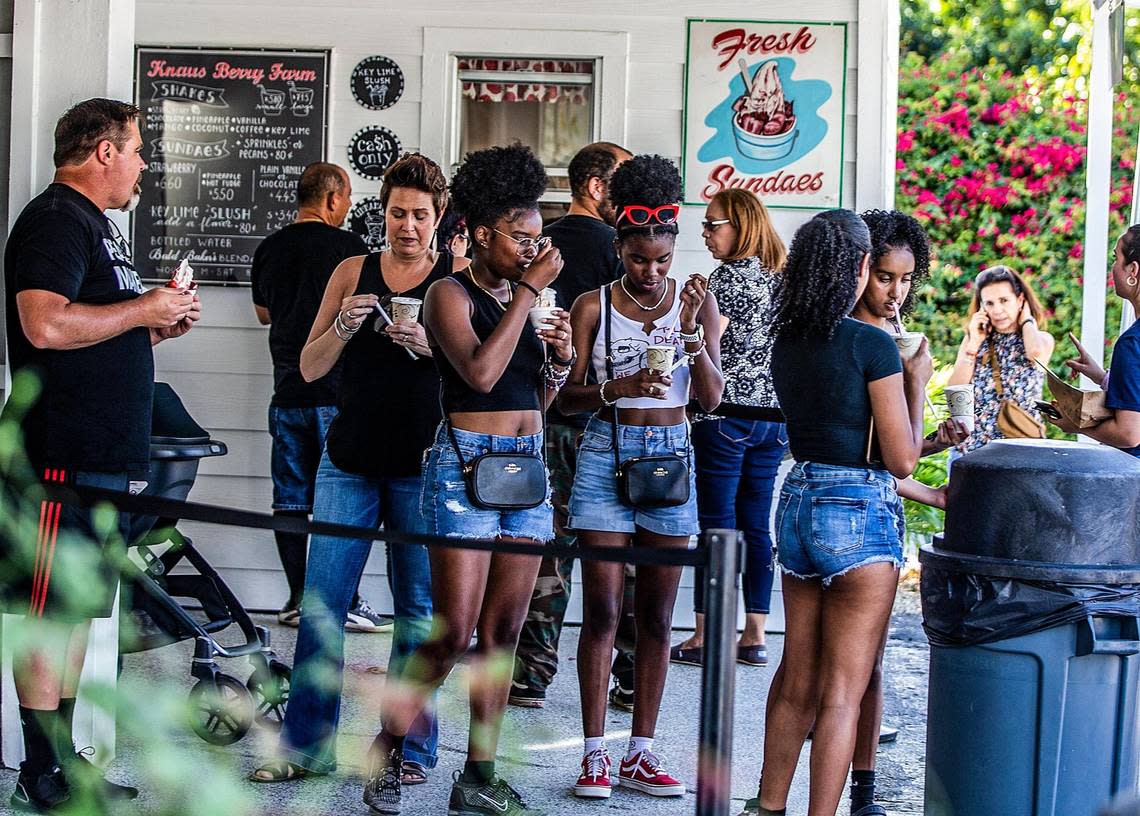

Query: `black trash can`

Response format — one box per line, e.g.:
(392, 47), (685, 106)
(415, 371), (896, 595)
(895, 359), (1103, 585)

(921, 439), (1140, 816)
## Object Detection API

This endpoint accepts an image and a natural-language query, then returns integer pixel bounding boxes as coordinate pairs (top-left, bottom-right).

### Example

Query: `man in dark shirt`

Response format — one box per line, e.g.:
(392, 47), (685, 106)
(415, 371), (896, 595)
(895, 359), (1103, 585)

(1, 98), (200, 809)
(251, 163), (390, 633)
(511, 142), (640, 710)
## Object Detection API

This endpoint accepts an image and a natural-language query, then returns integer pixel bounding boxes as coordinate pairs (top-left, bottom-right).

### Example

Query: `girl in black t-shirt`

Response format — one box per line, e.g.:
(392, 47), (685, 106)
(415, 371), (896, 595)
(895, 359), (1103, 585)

(364, 145), (574, 816)
(738, 210), (931, 816)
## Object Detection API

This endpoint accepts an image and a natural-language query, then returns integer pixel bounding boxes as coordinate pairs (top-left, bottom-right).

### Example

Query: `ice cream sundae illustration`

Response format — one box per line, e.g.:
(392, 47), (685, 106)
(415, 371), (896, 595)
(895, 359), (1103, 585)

(731, 59), (798, 161)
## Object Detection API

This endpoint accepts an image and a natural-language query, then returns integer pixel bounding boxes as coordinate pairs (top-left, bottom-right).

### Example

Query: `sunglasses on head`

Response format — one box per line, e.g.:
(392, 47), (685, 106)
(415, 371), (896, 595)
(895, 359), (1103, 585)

(975, 266), (1022, 293)
(617, 204), (680, 227)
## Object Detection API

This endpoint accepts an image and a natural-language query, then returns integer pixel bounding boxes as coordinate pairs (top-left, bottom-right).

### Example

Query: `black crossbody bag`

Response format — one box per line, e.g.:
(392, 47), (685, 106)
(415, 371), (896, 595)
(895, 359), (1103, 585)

(602, 283), (691, 510)
(444, 336), (548, 511)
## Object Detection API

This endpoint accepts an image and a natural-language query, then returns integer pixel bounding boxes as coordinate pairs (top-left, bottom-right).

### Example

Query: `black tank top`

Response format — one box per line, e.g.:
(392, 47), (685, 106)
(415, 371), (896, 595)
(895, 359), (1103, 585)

(324, 250), (453, 478)
(434, 271), (544, 414)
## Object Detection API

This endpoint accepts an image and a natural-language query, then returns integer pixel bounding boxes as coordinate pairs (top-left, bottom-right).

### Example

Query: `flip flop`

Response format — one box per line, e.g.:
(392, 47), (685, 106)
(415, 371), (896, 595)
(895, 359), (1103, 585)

(401, 760), (428, 785)
(248, 760), (310, 783)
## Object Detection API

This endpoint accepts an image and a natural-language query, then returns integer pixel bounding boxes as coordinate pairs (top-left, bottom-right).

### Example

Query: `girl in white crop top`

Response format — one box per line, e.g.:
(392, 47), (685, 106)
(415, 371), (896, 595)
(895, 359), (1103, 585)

(554, 154), (723, 799)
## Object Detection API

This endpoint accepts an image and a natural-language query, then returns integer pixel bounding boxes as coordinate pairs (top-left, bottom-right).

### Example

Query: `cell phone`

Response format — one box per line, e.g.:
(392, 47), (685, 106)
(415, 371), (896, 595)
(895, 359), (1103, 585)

(1035, 400), (1063, 421)
(865, 418), (884, 467)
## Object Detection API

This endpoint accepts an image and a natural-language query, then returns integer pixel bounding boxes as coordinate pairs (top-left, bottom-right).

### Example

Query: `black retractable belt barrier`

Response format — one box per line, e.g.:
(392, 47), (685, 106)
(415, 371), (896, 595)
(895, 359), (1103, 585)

(696, 529), (743, 816)
(42, 484), (707, 568)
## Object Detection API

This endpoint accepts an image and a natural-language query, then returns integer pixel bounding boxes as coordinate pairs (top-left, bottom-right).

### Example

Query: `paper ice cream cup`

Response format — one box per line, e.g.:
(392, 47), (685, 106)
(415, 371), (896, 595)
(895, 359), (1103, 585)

(894, 332), (925, 360)
(944, 385), (975, 433)
(528, 306), (558, 330)
(646, 346), (675, 374)
(390, 297), (422, 325)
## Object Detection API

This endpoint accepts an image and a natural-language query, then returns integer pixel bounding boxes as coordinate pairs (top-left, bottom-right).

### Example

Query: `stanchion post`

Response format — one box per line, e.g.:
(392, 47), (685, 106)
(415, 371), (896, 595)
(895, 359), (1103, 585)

(696, 528), (742, 816)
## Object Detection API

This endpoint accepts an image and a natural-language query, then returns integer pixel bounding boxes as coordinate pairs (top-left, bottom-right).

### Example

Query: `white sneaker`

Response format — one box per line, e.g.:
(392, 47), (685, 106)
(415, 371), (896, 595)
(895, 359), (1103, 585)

(345, 598), (393, 632)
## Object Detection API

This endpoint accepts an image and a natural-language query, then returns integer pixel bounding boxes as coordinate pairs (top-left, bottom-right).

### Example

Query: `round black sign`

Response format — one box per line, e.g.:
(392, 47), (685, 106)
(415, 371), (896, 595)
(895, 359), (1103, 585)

(348, 126), (401, 181)
(350, 56), (405, 111)
(349, 197), (387, 252)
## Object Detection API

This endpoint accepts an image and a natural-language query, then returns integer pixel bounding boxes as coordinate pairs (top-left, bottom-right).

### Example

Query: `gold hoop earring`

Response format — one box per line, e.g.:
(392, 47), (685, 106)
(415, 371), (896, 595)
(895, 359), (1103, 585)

(1128, 275), (1138, 288)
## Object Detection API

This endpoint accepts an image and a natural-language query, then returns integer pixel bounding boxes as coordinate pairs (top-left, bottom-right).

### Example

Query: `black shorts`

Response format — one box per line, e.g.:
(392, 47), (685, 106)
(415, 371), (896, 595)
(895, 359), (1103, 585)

(0, 468), (136, 622)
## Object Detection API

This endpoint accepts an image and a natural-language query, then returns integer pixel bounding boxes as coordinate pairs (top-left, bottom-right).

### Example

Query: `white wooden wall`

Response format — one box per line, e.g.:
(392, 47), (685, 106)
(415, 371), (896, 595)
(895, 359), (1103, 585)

(0, 0), (13, 393)
(134, 0), (894, 625)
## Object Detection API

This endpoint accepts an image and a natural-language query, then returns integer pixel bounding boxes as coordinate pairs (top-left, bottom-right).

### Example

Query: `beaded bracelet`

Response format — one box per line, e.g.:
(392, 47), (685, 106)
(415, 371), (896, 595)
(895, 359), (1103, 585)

(543, 361), (570, 389)
(599, 379), (618, 407)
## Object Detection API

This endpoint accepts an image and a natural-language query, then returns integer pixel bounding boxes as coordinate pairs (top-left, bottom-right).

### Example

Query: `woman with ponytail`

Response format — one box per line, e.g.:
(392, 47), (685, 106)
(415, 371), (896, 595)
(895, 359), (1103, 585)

(738, 210), (931, 816)
(557, 154), (723, 800)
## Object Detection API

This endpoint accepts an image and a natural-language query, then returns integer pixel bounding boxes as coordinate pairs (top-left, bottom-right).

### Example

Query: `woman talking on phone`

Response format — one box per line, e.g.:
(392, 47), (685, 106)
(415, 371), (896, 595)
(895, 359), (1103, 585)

(363, 144), (573, 816)
(558, 154), (723, 800)
(947, 265), (1054, 454)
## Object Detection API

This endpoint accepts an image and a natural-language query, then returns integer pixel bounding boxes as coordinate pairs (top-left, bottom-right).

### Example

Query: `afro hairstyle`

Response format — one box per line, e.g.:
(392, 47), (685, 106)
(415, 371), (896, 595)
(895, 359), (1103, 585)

(608, 154), (682, 240)
(449, 143), (548, 228)
(860, 208), (931, 316)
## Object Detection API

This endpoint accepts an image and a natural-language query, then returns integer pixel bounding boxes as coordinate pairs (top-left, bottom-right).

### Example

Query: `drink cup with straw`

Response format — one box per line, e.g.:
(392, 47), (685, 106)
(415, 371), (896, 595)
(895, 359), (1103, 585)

(891, 306), (938, 416)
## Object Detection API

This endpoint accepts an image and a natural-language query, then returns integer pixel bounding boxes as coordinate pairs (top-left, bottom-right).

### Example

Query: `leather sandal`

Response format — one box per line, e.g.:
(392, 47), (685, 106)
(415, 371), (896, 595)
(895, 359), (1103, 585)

(401, 759), (428, 785)
(737, 644), (768, 666)
(248, 760), (310, 783)
(669, 643), (703, 666)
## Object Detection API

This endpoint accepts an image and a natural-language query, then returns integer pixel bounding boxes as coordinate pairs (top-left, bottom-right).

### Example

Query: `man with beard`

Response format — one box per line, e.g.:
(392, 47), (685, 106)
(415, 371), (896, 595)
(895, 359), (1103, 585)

(510, 141), (640, 710)
(1, 98), (199, 811)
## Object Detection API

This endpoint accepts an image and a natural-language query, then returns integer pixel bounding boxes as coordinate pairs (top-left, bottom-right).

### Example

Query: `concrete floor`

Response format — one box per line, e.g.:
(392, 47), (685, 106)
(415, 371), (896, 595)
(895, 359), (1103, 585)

(0, 588), (930, 816)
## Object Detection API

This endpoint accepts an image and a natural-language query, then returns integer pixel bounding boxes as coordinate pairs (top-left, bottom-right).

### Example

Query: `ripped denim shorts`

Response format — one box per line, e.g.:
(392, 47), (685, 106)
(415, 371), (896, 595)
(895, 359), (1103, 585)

(774, 462), (903, 585)
(420, 423), (554, 544)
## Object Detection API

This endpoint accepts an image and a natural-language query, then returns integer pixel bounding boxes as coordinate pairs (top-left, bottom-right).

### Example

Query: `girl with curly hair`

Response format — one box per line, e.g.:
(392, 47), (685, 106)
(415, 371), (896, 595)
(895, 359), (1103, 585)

(363, 144), (573, 816)
(557, 154), (723, 800)
(251, 152), (461, 787)
(739, 210), (930, 816)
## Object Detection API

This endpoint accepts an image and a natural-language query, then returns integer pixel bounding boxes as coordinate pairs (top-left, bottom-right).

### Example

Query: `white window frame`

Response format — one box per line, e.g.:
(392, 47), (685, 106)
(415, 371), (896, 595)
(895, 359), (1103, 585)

(421, 27), (629, 203)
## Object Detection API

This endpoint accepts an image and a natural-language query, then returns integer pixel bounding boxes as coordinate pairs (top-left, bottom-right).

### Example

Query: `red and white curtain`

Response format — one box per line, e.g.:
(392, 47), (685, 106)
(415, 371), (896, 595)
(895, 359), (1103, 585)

(459, 58), (591, 104)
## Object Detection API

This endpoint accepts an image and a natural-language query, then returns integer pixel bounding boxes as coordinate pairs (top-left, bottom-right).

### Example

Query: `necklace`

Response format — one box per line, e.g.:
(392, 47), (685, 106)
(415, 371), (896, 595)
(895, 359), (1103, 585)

(467, 268), (512, 311)
(620, 275), (669, 312)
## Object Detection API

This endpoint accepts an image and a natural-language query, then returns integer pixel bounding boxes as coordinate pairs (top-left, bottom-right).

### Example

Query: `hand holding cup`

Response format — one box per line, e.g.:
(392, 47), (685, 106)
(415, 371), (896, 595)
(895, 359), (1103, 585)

(537, 309), (573, 361)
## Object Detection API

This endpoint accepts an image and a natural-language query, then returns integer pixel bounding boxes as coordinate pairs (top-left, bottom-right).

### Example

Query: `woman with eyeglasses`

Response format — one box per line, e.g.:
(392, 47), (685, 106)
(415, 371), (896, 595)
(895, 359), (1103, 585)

(669, 189), (786, 670)
(738, 210), (930, 816)
(251, 154), (459, 786)
(947, 265), (1054, 457)
(558, 154), (723, 800)
(363, 144), (572, 816)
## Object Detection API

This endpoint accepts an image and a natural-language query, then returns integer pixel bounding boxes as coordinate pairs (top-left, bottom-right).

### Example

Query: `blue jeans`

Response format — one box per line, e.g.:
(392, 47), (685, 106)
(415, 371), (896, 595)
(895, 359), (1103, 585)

(279, 451), (437, 773)
(268, 405), (338, 512)
(775, 462), (903, 586)
(691, 417), (787, 615)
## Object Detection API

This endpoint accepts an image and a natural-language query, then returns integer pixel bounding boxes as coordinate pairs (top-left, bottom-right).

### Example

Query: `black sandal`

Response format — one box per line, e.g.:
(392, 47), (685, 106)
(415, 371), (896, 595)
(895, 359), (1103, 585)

(248, 760), (310, 783)
(851, 805), (888, 816)
(401, 759), (428, 785)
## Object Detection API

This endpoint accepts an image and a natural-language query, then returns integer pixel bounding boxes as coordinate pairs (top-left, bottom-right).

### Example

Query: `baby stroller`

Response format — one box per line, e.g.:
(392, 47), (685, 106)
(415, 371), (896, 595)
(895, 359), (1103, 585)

(120, 382), (291, 746)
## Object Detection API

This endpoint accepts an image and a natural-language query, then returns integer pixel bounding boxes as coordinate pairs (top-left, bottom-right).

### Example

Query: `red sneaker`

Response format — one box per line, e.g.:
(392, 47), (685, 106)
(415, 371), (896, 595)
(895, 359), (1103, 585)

(573, 748), (612, 799)
(617, 750), (685, 797)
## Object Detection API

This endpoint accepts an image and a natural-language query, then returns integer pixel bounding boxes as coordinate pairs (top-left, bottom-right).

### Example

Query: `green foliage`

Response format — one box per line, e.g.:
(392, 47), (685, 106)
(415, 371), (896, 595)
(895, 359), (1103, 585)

(896, 48), (1138, 371)
(902, 365), (952, 554)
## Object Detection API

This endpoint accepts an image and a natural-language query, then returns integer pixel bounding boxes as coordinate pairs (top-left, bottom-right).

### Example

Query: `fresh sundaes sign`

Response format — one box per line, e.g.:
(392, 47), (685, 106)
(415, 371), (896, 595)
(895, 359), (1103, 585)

(682, 19), (848, 208)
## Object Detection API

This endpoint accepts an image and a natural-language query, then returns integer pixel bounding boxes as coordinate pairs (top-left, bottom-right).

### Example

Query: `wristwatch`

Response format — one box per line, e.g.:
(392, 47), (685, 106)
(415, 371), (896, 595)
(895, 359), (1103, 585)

(679, 324), (704, 344)
(550, 348), (576, 368)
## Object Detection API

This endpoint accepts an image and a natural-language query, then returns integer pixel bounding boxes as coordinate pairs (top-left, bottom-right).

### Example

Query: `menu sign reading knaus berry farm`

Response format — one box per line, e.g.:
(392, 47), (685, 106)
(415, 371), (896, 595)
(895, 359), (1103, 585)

(682, 20), (847, 209)
(133, 47), (328, 284)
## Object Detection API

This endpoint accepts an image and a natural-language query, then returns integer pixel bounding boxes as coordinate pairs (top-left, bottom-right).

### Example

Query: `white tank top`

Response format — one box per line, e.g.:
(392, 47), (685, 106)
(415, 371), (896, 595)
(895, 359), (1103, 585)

(590, 281), (692, 409)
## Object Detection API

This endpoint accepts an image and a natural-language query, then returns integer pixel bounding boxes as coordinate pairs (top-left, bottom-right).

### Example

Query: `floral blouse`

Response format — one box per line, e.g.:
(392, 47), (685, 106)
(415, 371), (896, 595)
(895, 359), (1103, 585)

(700, 256), (781, 414)
(959, 330), (1045, 453)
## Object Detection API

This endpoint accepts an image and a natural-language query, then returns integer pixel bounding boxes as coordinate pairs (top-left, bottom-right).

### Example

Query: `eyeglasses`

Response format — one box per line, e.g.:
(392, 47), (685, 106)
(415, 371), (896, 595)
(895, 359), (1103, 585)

(492, 228), (550, 256)
(617, 204), (680, 226)
(701, 218), (731, 231)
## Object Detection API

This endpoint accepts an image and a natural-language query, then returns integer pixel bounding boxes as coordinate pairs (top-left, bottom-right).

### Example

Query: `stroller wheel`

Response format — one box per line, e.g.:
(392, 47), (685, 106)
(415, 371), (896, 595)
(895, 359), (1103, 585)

(247, 662), (291, 729)
(188, 674), (254, 745)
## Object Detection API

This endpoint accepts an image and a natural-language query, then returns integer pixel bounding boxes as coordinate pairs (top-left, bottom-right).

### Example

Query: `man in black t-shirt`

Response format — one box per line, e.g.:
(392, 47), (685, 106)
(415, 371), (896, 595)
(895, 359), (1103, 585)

(250, 163), (389, 633)
(1, 99), (200, 809)
(511, 142), (641, 710)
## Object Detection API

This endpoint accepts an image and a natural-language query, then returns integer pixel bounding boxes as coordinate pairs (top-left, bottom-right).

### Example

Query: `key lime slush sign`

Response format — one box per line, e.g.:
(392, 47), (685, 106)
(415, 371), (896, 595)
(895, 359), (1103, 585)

(682, 19), (848, 208)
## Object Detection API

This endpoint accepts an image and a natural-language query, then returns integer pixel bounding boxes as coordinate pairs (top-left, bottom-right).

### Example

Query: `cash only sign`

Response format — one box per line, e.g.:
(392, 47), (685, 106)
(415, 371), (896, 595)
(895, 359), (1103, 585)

(682, 19), (848, 208)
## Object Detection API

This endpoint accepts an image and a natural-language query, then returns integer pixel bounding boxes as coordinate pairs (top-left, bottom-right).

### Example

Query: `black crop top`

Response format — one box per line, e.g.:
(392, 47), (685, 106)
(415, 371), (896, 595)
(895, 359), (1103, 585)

(771, 318), (902, 468)
(323, 250), (451, 478)
(433, 271), (545, 414)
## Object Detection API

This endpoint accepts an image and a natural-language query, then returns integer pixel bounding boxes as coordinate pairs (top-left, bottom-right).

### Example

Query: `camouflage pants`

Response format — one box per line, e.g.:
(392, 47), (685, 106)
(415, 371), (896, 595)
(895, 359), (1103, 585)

(514, 423), (636, 692)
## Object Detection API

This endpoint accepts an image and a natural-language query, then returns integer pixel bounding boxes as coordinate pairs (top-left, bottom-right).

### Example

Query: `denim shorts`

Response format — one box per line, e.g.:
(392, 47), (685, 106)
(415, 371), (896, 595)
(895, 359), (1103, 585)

(775, 462), (903, 585)
(420, 423), (553, 544)
(268, 405), (337, 512)
(567, 417), (699, 538)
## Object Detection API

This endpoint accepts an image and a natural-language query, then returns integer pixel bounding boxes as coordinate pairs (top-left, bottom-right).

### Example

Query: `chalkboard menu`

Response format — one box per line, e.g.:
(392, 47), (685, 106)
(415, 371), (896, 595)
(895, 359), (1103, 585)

(133, 47), (329, 285)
